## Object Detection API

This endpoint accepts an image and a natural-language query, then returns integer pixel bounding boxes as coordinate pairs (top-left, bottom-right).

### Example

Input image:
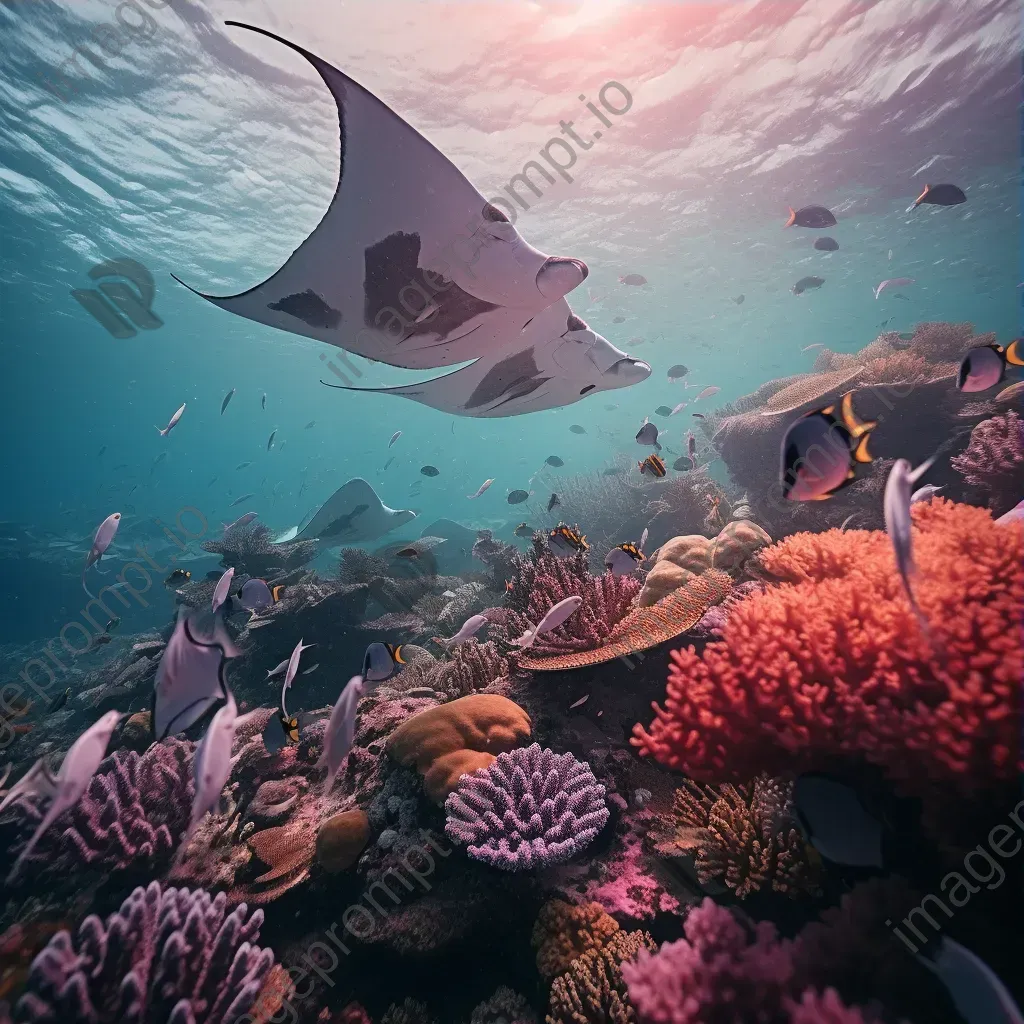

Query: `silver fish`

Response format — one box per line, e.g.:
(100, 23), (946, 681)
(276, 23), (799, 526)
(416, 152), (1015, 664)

(910, 484), (943, 504)
(221, 388), (236, 414)
(284, 638), (315, 694)
(211, 567), (234, 613)
(467, 478), (494, 499)
(512, 595), (583, 648)
(438, 614), (488, 649)
(181, 691), (238, 851)
(2, 710), (123, 883)
(229, 494), (254, 507)
(267, 429), (277, 452)
(917, 937), (1024, 1024)
(82, 512), (121, 599)
(223, 511), (258, 531)
(318, 675), (365, 797)
(156, 402), (186, 437)
(388, 430), (402, 448)
(884, 456), (936, 633)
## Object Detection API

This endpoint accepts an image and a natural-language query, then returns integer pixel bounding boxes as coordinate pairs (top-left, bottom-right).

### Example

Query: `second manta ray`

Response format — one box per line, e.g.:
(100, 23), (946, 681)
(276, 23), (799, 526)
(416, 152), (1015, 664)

(173, 24), (649, 417)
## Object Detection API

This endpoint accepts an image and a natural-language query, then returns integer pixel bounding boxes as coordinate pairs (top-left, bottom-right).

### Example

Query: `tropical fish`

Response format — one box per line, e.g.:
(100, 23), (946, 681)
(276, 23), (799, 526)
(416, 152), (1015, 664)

(514, 523), (534, 538)
(420, 465), (440, 476)
(670, 402), (687, 416)
(223, 511), (258, 532)
(784, 205), (836, 229)
(229, 494), (254, 507)
(910, 484), (943, 504)
(267, 429), (277, 452)
(156, 402), (186, 437)
(235, 578), (284, 612)
(211, 567), (235, 613)
(639, 454), (666, 477)
(47, 688), (71, 713)
(956, 341), (1023, 392)
(667, 364), (689, 381)
(792, 773), (884, 868)
(874, 277), (915, 300)
(266, 657), (290, 680)
(913, 183), (966, 208)
(654, 406), (673, 417)
(388, 430), (402, 448)
(548, 523), (588, 557)
(221, 388), (236, 414)
(619, 273), (647, 286)
(181, 691), (238, 851)
(363, 642), (405, 683)
(305, 420), (316, 429)
(780, 392), (877, 501)
(2, 711), (124, 883)
(262, 701), (299, 755)
(792, 276), (825, 295)
(513, 595), (583, 648)
(547, 493), (561, 512)
(693, 386), (720, 402)
(104, 616), (121, 632)
(813, 237), (839, 251)
(261, 392), (267, 410)
(318, 675), (365, 796)
(636, 420), (661, 450)
(917, 938), (1024, 1024)
(507, 489), (530, 505)
(164, 568), (191, 587)
(545, 456), (564, 467)
(672, 456), (692, 472)
(884, 456), (936, 633)
(284, 638), (314, 695)
(437, 614), (488, 650)
(82, 512), (121, 599)
(604, 542), (644, 576)
(569, 424), (587, 434)
(467, 478), (495, 499)
(276, 478), (415, 544)
(152, 608), (240, 741)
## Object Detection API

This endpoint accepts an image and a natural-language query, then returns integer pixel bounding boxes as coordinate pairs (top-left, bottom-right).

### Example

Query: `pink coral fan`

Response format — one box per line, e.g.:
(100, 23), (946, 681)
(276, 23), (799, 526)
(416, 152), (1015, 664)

(496, 544), (639, 656)
(632, 501), (1022, 808)
(951, 411), (1024, 515)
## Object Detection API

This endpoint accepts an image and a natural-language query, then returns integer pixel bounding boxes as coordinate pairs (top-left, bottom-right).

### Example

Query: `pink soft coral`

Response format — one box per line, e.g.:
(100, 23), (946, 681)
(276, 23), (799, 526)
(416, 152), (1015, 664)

(951, 411), (1024, 515)
(632, 501), (1022, 806)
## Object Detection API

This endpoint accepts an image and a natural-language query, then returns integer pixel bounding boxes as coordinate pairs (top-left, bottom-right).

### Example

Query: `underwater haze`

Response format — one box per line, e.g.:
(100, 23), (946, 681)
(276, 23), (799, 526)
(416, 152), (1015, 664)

(0, 1), (1021, 1023)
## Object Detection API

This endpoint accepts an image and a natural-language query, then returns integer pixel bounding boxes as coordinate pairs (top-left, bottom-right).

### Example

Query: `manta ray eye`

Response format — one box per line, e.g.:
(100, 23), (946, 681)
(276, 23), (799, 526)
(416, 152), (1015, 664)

(580, 384), (596, 395)
(482, 203), (510, 223)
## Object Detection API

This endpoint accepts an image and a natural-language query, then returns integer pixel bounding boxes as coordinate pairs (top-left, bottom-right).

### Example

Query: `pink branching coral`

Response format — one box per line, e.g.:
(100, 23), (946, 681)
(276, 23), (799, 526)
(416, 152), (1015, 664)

(496, 543), (639, 657)
(951, 411), (1024, 516)
(651, 775), (820, 898)
(632, 501), (1022, 810)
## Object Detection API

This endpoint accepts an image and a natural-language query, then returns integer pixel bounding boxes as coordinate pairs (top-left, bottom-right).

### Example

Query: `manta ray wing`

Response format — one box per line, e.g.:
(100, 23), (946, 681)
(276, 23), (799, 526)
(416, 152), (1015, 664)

(291, 478), (417, 543)
(173, 23), (589, 371)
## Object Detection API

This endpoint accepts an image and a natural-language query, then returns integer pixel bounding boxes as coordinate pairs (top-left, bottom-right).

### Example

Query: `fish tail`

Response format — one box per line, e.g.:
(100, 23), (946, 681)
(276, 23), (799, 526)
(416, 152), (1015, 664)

(155, 425), (167, 436)
(81, 570), (97, 601)
(784, 207), (797, 227)
(1005, 338), (1024, 366)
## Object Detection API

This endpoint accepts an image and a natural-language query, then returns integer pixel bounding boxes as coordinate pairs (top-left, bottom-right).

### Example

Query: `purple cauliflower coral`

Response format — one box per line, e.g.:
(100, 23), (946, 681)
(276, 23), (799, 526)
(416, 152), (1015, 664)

(444, 743), (609, 871)
(14, 881), (276, 1024)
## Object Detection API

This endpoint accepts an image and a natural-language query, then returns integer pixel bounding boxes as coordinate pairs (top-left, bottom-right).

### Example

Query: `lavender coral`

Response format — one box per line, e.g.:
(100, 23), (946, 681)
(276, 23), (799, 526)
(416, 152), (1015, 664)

(13, 881), (275, 1023)
(3, 739), (193, 879)
(951, 410), (1024, 516)
(445, 744), (609, 870)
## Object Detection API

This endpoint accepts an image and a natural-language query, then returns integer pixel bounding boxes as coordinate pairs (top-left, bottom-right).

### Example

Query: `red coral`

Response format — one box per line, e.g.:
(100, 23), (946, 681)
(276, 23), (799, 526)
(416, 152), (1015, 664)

(632, 501), (1022, 805)
(497, 545), (640, 656)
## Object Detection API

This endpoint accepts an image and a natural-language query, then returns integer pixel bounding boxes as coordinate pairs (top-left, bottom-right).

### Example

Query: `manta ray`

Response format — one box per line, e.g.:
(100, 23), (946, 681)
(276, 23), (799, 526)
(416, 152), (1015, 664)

(275, 478), (416, 545)
(173, 23), (650, 414)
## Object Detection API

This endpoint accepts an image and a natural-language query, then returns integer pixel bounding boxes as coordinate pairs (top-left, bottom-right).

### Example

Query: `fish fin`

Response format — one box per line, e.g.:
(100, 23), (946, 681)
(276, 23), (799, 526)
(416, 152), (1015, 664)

(271, 585), (285, 601)
(1005, 338), (1024, 366)
(913, 184), (930, 207)
(784, 207), (797, 227)
(908, 455), (937, 485)
(852, 434), (873, 464)
(392, 645), (406, 665)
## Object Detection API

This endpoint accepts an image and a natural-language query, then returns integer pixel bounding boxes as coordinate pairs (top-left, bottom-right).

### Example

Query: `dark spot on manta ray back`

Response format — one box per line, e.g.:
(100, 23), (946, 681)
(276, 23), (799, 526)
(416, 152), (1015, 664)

(363, 232), (499, 341)
(268, 289), (342, 329)
(465, 347), (547, 410)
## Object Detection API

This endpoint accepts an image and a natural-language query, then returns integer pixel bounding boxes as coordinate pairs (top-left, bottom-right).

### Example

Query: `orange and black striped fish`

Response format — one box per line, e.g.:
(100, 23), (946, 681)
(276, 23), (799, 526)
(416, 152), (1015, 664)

(548, 523), (589, 557)
(638, 454), (666, 477)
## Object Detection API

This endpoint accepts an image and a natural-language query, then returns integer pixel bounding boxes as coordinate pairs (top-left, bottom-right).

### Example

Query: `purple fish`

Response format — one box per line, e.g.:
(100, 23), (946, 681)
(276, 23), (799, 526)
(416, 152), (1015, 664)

(694, 386), (720, 402)
(156, 402), (186, 437)
(467, 478), (494, 499)
(82, 512), (121, 599)
(318, 675), (365, 797)
(222, 511), (258, 532)
(152, 608), (240, 741)
(211, 567), (234, 613)
(180, 691), (238, 854)
(874, 277), (915, 300)
(438, 614), (488, 650)
(283, 637), (315, 694)
(2, 710), (123, 883)
(513, 595), (583, 648)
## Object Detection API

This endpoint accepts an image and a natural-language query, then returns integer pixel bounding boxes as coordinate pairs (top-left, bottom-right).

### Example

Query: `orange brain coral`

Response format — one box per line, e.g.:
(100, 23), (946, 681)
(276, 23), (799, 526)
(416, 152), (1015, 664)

(632, 500), (1022, 799)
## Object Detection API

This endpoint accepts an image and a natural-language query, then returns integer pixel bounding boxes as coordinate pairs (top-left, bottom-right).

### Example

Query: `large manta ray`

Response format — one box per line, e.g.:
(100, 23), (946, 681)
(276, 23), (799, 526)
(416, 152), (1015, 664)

(173, 23), (651, 414)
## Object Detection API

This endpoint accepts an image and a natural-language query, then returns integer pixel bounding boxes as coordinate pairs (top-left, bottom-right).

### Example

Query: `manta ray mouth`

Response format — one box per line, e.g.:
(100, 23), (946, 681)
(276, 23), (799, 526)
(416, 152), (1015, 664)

(536, 258), (589, 301)
(606, 357), (652, 384)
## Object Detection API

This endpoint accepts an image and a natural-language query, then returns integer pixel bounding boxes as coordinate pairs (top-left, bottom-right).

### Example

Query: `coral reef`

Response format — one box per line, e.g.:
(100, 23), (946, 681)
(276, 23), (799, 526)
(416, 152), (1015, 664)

(202, 522), (317, 577)
(951, 411), (1024, 516)
(2, 739), (193, 881)
(532, 901), (621, 983)
(12, 882), (275, 1023)
(386, 694), (532, 803)
(316, 808), (371, 873)
(633, 501), (1022, 823)
(518, 570), (731, 672)
(445, 744), (609, 870)
(470, 986), (538, 1024)
(650, 775), (820, 898)
(547, 929), (656, 1024)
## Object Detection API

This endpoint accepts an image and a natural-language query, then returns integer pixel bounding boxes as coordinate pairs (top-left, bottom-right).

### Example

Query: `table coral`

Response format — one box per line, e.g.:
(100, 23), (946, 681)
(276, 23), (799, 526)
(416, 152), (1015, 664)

(13, 881), (276, 1024)
(633, 501), (1022, 810)
(651, 775), (820, 898)
(386, 694), (532, 803)
(532, 901), (621, 983)
(445, 744), (608, 870)
(547, 929), (656, 1024)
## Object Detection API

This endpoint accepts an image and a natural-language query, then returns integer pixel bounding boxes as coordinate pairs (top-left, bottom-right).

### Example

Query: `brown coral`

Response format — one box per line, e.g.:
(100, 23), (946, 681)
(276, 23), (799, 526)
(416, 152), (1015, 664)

(316, 808), (371, 873)
(651, 775), (820, 898)
(546, 929), (656, 1024)
(761, 366), (865, 415)
(519, 570), (732, 672)
(386, 694), (532, 803)
(532, 901), (621, 983)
